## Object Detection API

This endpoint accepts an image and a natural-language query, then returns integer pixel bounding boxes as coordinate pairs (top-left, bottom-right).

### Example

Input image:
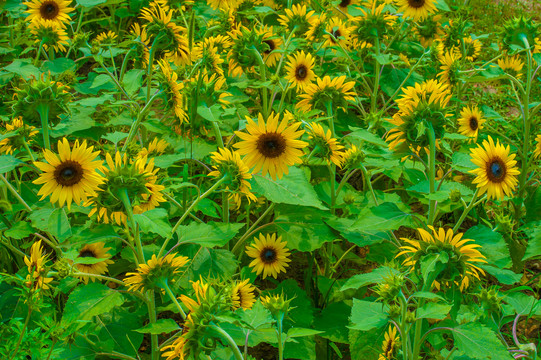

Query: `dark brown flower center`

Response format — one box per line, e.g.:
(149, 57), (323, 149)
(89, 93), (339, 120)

(407, 0), (426, 8)
(236, 288), (243, 305)
(54, 160), (84, 186)
(79, 250), (96, 258)
(256, 132), (287, 158)
(469, 116), (478, 131)
(40, 1), (60, 20)
(263, 40), (275, 54)
(331, 29), (342, 41)
(295, 64), (308, 80)
(339, 0), (351, 7)
(486, 158), (506, 183)
(260, 247), (277, 264)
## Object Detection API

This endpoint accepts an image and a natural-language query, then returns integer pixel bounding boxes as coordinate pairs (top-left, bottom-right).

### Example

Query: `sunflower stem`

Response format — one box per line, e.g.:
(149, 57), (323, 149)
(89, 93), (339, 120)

(232, 202), (275, 256)
(222, 192), (229, 224)
(9, 301), (32, 360)
(34, 40), (44, 66)
(22, 140), (35, 162)
(452, 188), (480, 232)
(360, 164), (379, 206)
(36, 103), (51, 150)
(398, 292), (409, 360)
(251, 46), (269, 119)
(210, 324), (244, 360)
(158, 176), (228, 258)
(146, 35), (161, 103)
(371, 36), (382, 113)
(72, 272), (125, 286)
(427, 124), (437, 226)
(147, 291), (159, 360)
(277, 317), (284, 360)
(118, 188), (144, 264)
(122, 90), (162, 151)
(0, 174), (32, 212)
(119, 49), (133, 83)
(162, 281), (186, 319)
(211, 121), (224, 148)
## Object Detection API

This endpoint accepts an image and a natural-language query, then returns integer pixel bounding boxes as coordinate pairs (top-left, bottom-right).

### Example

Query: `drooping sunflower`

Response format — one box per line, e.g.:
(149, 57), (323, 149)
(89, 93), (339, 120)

(323, 17), (352, 49)
(73, 242), (114, 283)
(307, 122), (345, 166)
(29, 18), (69, 53)
(231, 279), (256, 310)
(297, 75), (356, 113)
(395, 0), (437, 21)
(349, 1), (395, 51)
(534, 134), (541, 158)
(341, 144), (364, 169)
(24, 240), (53, 291)
(246, 233), (291, 279)
(0, 117), (38, 155)
(414, 14), (443, 47)
(469, 136), (520, 201)
(397, 226), (487, 291)
(158, 59), (188, 125)
(305, 13), (328, 42)
(33, 138), (105, 209)
(457, 105), (485, 141)
(437, 50), (461, 87)
(129, 23), (150, 67)
(233, 112), (308, 180)
(191, 44), (224, 77)
(285, 51), (316, 92)
(208, 147), (257, 203)
(497, 55), (524, 78)
(24, 0), (74, 27)
(124, 253), (190, 292)
(277, 4), (316, 35)
(378, 326), (399, 360)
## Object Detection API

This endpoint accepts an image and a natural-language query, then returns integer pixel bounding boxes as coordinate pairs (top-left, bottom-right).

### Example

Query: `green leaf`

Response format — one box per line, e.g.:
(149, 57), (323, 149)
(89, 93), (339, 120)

(452, 152), (476, 172)
(41, 58), (75, 75)
(348, 327), (382, 360)
(341, 266), (401, 291)
(251, 167), (327, 210)
(346, 127), (388, 147)
(179, 246), (238, 288)
(420, 252), (448, 284)
(134, 208), (172, 237)
(239, 301), (274, 331)
(62, 283), (124, 327)
(48, 208), (72, 241)
(523, 221), (541, 261)
(0, 155), (22, 173)
(286, 328), (323, 338)
(76, 0), (108, 8)
(265, 279), (314, 328)
(3, 59), (40, 79)
(122, 69), (144, 96)
(313, 302), (351, 343)
(197, 104), (223, 122)
(4, 221), (34, 239)
(28, 207), (55, 232)
(135, 319), (180, 334)
(417, 302), (452, 320)
(90, 74), (115, 89)
(464, 226), (511, 268)
(410, 292), (445, 301)
(176, 222), (244, 248)
(349, 299), (388, 331)
(452, 323), (512, 359)
(103, 131), (128, 145)
(524, 188), (541, 223)
(270, 205), (336, 252)
(479, 265), (521, 285)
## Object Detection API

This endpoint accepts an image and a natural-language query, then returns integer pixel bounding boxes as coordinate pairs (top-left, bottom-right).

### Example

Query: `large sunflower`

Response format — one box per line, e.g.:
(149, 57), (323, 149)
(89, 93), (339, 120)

(33, 138), (105, 209)
(457, 105), (485, 141)
(73, 242), (114, 283)
(297, 75), (356, 113)
(246, 233), (291, 279)
(231, 279), (256, 310)
(285, 51), (316, 92)
(469, 136), (520, 201)
(323, 17), (351, 49)
(124, 253), (190, 292)
(233, 112), (307, 180)
(395, 0), (437, 21)
(397, 226), (487, 291)
(24, 0), (74, 27)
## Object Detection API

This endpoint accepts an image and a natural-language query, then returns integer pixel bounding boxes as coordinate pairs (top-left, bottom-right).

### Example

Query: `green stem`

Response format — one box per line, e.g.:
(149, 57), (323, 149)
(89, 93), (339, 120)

(335, 168), (356, 199)
(232, 202), (275, 255)
(399, 292), (409, 360)
(34, 41), (44, 66)
(72, 272), (125, 286)
(147, 291), (159, 360)
(360, 165), (378, 206)
(36, 103), (50, 150)
(252, 46), (269, 118)
(118, 188), (144, 264)
(212, 121), (225, 148)
(122, 90), (162, 151)
(452, 188), (480, 232)
(9, 303), (32, 360)
(119, 49), (133, 82)
(427, 124), (437, 226)
(162, 281), (186, 319)
(146, 35), (161, 103)
(0, 174), (32, 212)
(211, 324), (244, 360)
(222, 192), (229, 224)
(158, 176), (227, 257)
(277, 318), (284, 360)
(371, 36), (382, 113)
(22, 140), (35, 162)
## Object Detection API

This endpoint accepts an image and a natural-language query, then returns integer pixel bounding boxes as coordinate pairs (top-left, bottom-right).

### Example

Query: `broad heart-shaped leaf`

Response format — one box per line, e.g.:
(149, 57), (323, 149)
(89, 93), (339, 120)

(76, 0), (108, 7)
(48, 208), (72, 241)
(5, 221), (34, 240)
(122, 69), (144, 97)
(452, 152), (476, 172)
(177, 245), (238, 289)
(264, 279), (315, 328)
(420, 252), (449, 285)
(62, 283), (124, 327)
(313, 301), (351, 343)
(523, 221), (541, 261)
(463, 226), (511, 268)
(452, 323), (512, 359)
(479, 265), (521, 285)
(3, 59), (40, 79)
(416, 302), (452, 320)
(270, 205), (336, 252)
(349, 299), (389, 331)
(251, 167), (327, 210)
(346, 127), (388, 147)
(197, 104), (223, 122)
(341, 266), (401, 291)
(0, 155), (22, 173)
(175, 222), (244, 248)
(348, 327), (383, 360)
(135, 319), (180, 334)
(134, 208), (172, 237)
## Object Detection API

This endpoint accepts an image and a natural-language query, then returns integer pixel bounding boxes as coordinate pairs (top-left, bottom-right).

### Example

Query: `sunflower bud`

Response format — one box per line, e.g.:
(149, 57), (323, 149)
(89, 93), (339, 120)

(476, 287), (502, 314)
(54, 258), (71, 278)
(261, 293), (295, 321)
(374, 273), (405, 302)
(405, 311), (416, 324)
(388, 304), (402, 319)
(449, 189), (461, 203)
(500, 16), (540, 50)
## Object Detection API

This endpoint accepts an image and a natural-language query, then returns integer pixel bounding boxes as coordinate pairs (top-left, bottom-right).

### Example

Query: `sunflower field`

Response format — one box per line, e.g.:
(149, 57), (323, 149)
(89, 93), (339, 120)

(1, 0), (541, 359)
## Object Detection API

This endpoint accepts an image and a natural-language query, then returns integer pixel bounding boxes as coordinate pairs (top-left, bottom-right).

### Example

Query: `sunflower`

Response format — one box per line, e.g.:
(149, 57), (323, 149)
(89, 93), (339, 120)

(29, 18), (69, 53)
(497, 55), (524, 78)
(208, 147), (257, 203)
(73, 242), (114, 283)
(469, 136), (520, 201)
(24, 0), (74, 27)
(341, 144), (363, 169)
(437, 50), (461, 87)
(124, 253), (189, 292)
(138, 138), (169, 158)
(284, 51), (316, 92)
(277, 4), (316, 35)
(93, 31), (117, 45)
(207, 0), (240, 10)
(349, 1), (395, 50)
(397, 226), (487, 291)
(457, 105), (485, 141)
(395, 0), (437, 21)
(258, 26), (283, 67)
(336, 0), (359, 15)
(231, 279), (256, 310)
(297, 75), (356, 113)
(305, 13), (328, 42)
(414, 14), (443, 47)
(24, 240), (53, 291)
(202, 34), (233, 53)
(323, 17), (351, 49)
(158, 59), (188, 125)
(0, 117), (38, 155)
(130, 23), (150, 67)
(534, 134), (541, 158)
(307, 122), (345, 166)
(191, 44), (224, 77)
(233, 112), (308, 180)
(462, 37), (481, 61)
(33, 138), (105, 210)
(246, 233), (291, 279)
(378, 326), (399, 360)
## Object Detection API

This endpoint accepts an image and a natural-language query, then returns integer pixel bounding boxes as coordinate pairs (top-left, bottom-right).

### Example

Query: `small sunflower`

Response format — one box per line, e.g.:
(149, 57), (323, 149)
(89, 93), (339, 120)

(307, 122), (345, 166)
(341, 144), (364, 169)
(0, 117), (38, 155)
(395, 0), (437, 21)
(437, 50), (461, 87)
(462, 37), (482, 61)
(378, 326), (399, 360)
(73, 242), (114, 283)
(234, 112), (308, 180)
(469, 136), (520, 201)
(323, 17), (351, 49)
(24, 0), (74, 27)
(285, 51), (316, 92)
(305, 13), (328, 42)
(349, 1), (395, 51)
(33, 138), (105, 209)
(397, 226), (487, 291)
(246, 233), (291, 279)
(231, 279), (256, 310)
(297, 75), (356, 113)
(208, 147), (257, 203)
(93, 31), (117, 45)
(138, 138), (169, 158)
(158, 59), (188, 125)
(457, 105), (485, 141)
(258, 26), (283, 67)
(277, 4), (316, 35)
(124, 253), (190, 292)
(534, 134), (541, 158)
(497, 55), (524, 78)
(130, 23), (150, 67)
(414, 14), (443, 47)
(191, 44), (224, 77)
(29, 18), (69, 53)
(24, 240), (53, 291)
